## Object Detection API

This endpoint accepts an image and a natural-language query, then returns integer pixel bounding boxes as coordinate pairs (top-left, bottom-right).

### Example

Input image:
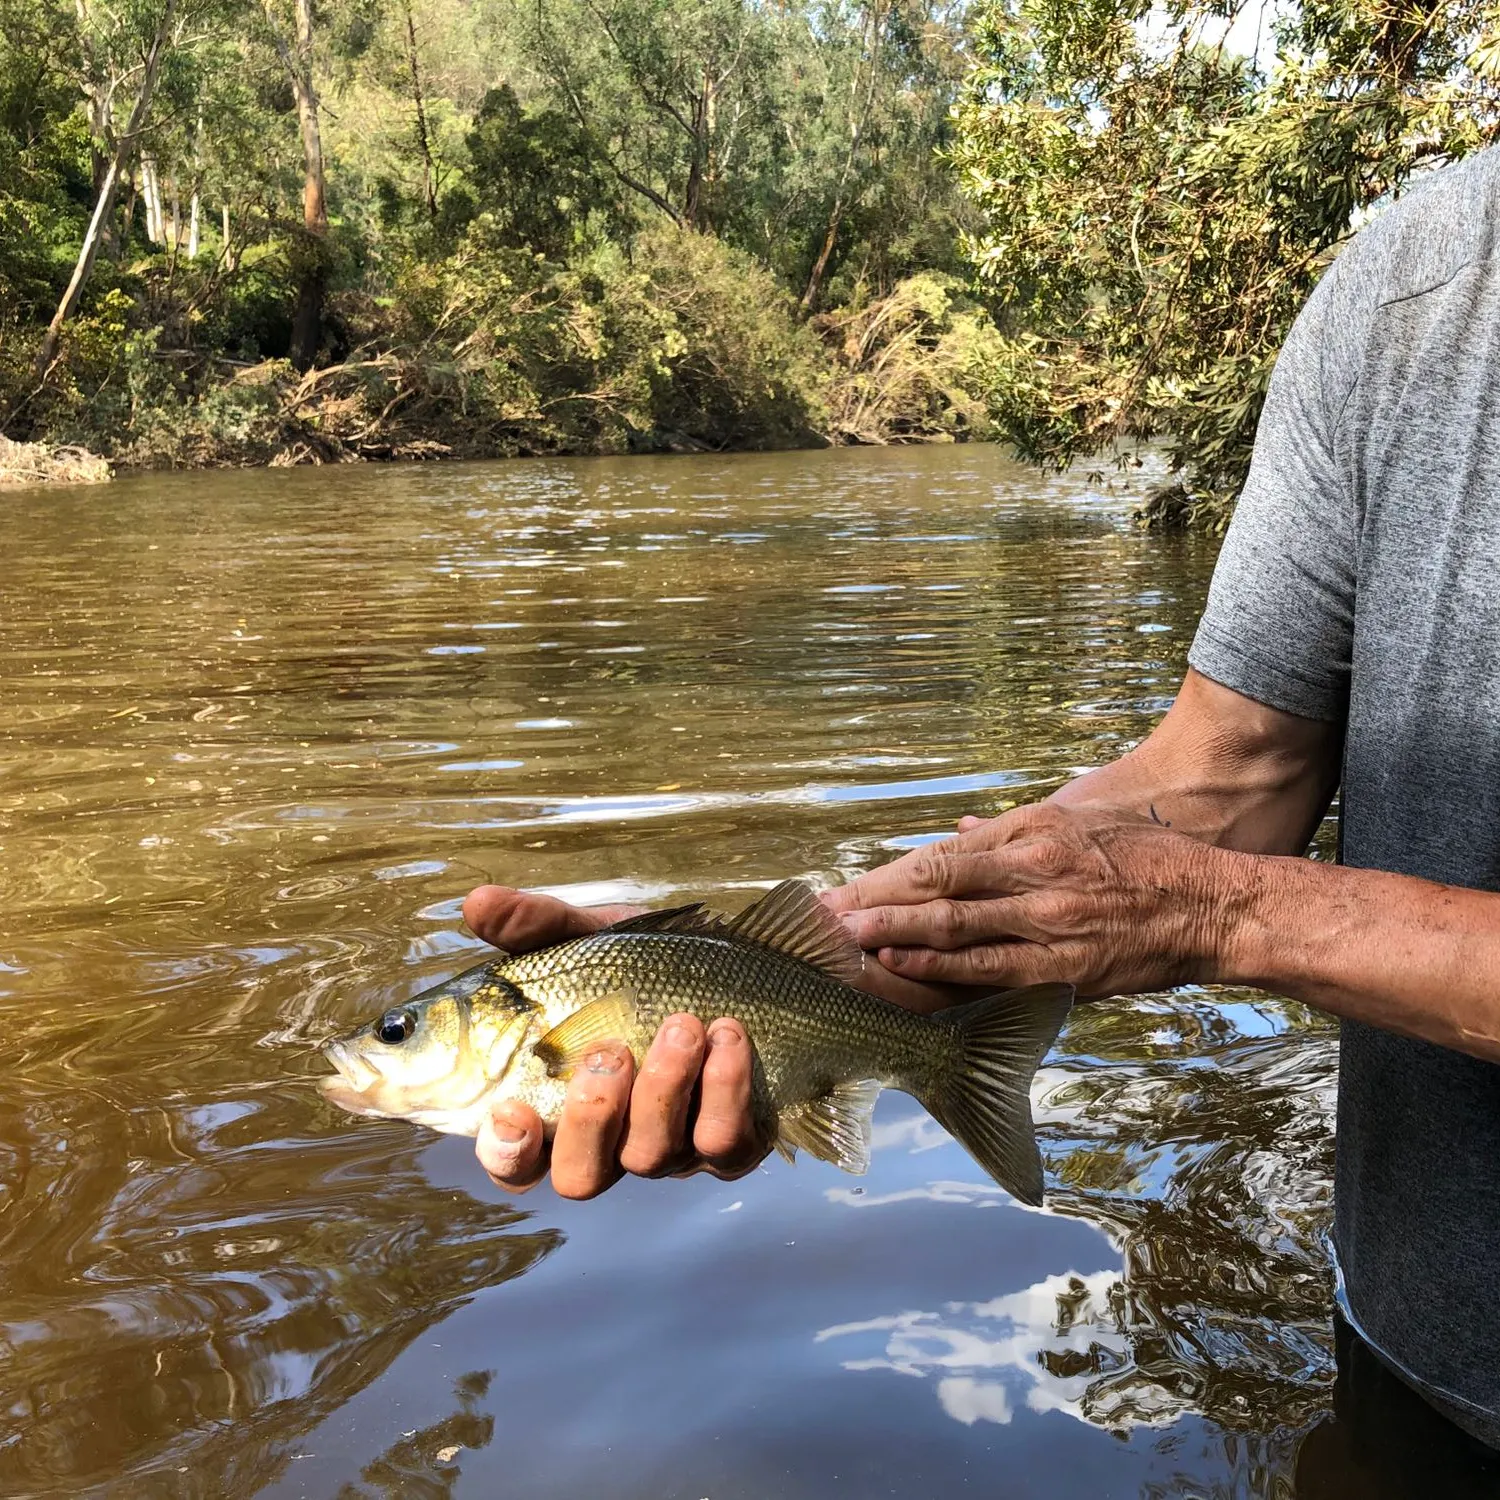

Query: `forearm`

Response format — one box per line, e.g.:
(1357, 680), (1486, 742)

(1049, 669), (1339, 855)
(1218, 853), (1500, 1062)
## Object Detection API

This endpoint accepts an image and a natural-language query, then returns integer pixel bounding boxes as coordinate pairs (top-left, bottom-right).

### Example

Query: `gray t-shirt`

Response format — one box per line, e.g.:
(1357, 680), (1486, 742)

(1188, 146), (1500, 1444)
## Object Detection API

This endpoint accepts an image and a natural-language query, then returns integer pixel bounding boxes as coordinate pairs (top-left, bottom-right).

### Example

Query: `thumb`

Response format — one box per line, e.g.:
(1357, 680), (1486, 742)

(462, 886), (638, 951)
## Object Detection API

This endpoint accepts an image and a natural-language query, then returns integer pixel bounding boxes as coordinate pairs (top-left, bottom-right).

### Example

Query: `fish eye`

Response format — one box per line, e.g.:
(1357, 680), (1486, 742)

(376, 1008), (418, 1046)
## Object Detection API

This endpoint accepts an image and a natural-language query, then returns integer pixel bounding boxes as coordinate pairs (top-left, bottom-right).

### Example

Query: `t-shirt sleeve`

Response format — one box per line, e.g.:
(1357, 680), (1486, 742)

(1187, 262), (1359, 723)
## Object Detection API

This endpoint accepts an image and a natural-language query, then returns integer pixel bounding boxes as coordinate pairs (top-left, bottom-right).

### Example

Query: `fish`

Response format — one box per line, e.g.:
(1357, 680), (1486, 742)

(319, 879), (1074, 1204)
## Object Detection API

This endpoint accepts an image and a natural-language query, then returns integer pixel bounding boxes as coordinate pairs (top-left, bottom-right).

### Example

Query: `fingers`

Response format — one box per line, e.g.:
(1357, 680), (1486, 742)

(841, 894), (1048, 952)
(822, 806), (1058, 918)
(692, 1020), (764, 1177)
(617, 1015), (707, 1177)
(874, 940), (1056, 989)
(820, 843), (968, 914)
(484, 1018), (767, 1201)
(462, 885), (642, 952)
(822, 831), (1035, 917)
(548, 1042), (635, 1200)
(476, 1101), (548, 1193)
(851, 958), (997, 1015)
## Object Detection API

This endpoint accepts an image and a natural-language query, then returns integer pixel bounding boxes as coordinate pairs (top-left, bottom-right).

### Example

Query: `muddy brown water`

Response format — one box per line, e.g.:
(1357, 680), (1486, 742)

(1, 446), (1347, 1497)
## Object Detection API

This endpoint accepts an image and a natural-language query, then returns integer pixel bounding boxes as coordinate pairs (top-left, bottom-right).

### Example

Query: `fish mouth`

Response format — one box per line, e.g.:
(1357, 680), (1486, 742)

(322, 1036), (379, 1093)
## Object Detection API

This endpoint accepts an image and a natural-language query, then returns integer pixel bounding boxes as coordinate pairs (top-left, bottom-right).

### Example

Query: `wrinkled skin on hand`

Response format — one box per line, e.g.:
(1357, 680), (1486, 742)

(822, 802), (1234, 998)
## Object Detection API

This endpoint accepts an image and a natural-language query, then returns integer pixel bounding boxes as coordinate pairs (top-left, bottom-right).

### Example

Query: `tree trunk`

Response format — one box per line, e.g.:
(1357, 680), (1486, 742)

(800, 0), (888, 313)
(268, 0), (329, 370)
(36, 0), (176, 376)
(683, 75), (709, 230)
(800, 204), (846, 312)
(169, 174), (181, 252)
(142, 157), (161, 243)
(187, 110), (202, 259)
(76, 0), (116, 257)
(402, 0), (437, 219)
(120, 165), (138, 252)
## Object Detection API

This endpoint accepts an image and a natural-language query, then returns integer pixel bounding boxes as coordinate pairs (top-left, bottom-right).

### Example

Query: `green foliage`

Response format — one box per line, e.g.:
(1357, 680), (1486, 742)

(385, 221), (826, 453)
(822, 271), (1004, 442)
(628, 227), (829, 448)
(0, 0), (986, 466)
(949, 0), (1500, 528)
(463, 85), (624, 256)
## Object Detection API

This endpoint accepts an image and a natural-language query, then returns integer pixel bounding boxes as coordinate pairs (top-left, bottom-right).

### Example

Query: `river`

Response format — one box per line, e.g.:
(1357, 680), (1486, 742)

(1, 446), (1344, 1497)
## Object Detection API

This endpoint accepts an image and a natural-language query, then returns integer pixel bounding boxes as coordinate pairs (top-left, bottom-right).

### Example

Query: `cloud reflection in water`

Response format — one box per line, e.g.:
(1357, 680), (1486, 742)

(819, 1008), (1340, 1444)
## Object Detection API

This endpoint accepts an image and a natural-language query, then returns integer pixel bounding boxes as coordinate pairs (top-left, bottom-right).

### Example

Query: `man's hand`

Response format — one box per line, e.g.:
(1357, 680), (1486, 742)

(823, 802), (1239, 998)
(461, 885), (768, 1199)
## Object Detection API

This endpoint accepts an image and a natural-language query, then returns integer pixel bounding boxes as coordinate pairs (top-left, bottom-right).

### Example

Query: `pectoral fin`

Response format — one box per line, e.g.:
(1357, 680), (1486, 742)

(776, 1079), (882, 1174)
(532, 990), (638, 1079)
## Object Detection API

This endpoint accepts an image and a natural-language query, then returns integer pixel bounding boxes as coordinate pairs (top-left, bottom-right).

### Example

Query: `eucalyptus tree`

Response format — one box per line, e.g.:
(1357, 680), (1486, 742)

(517, 0), (791, 231)
(950, 0), (1500, 526)
(258, 0), (331, 366)
(35, 0), (187, 373)
(793, 0), (970, 310)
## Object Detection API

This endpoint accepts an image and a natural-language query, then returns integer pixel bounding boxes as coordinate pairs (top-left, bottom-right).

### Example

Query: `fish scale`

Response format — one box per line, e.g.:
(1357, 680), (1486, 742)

(321, 879), (1074, 1204)
(501, 929), (935, 1109)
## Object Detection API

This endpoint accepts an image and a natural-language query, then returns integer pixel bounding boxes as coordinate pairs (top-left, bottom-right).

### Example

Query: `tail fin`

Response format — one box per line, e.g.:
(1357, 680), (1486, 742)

(917, 983), (1074, 1206)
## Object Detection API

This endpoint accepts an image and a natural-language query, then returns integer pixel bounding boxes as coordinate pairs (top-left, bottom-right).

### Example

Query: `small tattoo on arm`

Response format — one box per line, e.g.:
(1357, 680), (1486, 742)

(1149, 803), (1172, 827)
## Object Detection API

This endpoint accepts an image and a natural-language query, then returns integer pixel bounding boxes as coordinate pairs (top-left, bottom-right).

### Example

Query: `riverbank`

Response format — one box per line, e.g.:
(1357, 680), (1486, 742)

(0, 436), (111, 487)
(4, 232), (1008, 487)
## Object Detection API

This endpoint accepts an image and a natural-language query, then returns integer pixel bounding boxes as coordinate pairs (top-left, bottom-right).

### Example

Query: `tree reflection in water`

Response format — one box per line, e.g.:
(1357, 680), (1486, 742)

(335, 1370), (495, 1500)
(0, 1078), (555, 1497)
(819, 990), (1340, 1456)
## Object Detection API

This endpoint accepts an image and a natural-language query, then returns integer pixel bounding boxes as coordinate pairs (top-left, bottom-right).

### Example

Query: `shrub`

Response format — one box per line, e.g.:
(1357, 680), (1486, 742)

(821, 273), (1005, 444)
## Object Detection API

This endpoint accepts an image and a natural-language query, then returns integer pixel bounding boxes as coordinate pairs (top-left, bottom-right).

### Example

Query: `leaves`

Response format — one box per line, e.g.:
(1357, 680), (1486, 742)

(949, 0), (1500, 526)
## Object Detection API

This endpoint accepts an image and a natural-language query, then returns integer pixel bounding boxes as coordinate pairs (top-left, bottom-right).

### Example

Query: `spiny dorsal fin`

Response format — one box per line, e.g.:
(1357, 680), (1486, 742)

(725, 879), (865, 983)
(603, 903), (717, 937)
(776, 1079), (881, 1174)
(532, 989), (638, 1078)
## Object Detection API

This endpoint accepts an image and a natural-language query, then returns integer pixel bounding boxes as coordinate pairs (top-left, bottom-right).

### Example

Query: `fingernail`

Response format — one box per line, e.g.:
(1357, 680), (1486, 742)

(586, 1048), (625, 1074)
(493, 1118), (527, 1146)
(706, 1022), (740, 1048)
(885, 947), (912, 966)
(663, 1019), (697, 1051)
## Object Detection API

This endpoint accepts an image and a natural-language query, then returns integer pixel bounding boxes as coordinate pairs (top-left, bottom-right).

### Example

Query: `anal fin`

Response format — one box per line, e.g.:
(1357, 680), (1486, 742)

(532, 990), (638, 1078)
(776, 1079), (881, 1174)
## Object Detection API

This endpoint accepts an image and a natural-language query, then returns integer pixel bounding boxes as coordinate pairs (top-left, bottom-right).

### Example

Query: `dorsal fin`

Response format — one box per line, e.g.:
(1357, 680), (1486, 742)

(603, 902), (718, 936)
(725, 880), (865, 983)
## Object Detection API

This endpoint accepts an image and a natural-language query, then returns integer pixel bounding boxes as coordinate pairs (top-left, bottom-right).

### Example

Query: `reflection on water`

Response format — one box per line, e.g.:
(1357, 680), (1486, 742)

(336, 1370), (495, 1500)
(819, 1006), (1338, 1442)
(0, 447), (1352, 1496)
